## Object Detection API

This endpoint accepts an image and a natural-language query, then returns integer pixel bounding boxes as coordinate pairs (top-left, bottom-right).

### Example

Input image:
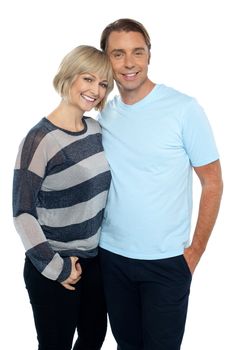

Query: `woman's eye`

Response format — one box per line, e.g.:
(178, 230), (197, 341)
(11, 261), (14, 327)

(100, 83), (108, 89)
(84, 77), (92, 82)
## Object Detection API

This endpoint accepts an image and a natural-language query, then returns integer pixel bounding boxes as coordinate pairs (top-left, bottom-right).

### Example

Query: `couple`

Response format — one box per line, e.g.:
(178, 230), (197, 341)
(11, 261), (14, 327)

(13, 18), (223, 350)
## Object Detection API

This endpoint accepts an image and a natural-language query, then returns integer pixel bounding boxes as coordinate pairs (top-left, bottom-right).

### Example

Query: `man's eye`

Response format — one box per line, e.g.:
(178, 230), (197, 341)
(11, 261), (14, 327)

(113, 52), (123, 58)
(135, 51), (144, 56)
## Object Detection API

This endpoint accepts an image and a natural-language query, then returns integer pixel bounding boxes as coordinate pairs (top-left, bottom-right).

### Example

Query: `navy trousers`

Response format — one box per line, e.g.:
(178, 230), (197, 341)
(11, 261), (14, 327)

(99, 248), (192, 350)
(24, 255), (107, 350)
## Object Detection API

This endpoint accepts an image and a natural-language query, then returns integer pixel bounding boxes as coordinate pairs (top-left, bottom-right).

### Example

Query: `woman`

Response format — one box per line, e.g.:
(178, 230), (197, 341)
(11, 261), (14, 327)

(12, 45), (113, 350)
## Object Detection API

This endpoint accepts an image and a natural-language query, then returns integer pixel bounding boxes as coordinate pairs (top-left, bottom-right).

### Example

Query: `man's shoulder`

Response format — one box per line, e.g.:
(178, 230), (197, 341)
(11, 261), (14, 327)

(105, 95), (120, 108)
(98, 95), (120, 119)
(159, 84), (194, 104)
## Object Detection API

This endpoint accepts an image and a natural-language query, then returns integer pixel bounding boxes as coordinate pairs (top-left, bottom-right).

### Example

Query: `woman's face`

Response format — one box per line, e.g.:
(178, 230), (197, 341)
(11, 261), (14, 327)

(68, 72), (109, 112)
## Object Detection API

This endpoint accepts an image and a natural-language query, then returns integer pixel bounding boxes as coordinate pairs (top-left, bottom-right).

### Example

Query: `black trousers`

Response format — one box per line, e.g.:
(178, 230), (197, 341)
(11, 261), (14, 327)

(24, 256), (107, 350)
(99, 248), (192, 350)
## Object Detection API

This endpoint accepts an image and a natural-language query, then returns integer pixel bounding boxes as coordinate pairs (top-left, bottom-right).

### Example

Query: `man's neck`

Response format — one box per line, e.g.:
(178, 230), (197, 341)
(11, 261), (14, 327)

(119, 80), (155, 105)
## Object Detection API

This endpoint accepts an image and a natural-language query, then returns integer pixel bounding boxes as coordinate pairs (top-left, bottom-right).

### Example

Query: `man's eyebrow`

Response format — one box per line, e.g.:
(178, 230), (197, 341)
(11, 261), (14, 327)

(110, 49), (125, 54)
(133, 47), (146, 51)
(110, 47), (146, 53)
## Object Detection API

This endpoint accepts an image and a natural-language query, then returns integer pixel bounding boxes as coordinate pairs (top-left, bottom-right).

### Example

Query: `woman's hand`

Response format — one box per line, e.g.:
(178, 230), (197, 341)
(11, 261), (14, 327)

(61, 256), (82, 291)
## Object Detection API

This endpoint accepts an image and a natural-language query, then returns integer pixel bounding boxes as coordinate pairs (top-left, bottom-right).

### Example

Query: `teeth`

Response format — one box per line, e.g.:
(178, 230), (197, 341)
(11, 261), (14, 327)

(82, 94), (95, 102)
(124, 73), (136, 77)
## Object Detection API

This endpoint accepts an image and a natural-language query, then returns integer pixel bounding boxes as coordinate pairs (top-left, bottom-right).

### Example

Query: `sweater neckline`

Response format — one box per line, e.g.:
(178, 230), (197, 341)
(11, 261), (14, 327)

(43, 117), (88, 136)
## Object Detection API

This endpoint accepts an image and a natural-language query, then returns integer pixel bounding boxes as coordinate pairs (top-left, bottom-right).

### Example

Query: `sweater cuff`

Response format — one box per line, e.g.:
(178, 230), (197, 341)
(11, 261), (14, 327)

(57, 257), (71, 282)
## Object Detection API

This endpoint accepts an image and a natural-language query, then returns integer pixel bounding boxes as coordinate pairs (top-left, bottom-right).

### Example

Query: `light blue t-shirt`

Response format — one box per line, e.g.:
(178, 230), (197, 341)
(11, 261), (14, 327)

(99, 84), (219, 259)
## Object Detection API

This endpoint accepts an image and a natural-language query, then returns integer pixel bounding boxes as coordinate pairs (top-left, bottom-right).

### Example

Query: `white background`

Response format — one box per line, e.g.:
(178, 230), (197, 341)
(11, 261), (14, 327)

(0, 0), (232, 349)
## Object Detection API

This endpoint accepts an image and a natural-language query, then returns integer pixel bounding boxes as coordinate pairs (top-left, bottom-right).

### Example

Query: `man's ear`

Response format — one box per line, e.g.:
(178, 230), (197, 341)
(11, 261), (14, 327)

(148, 52), (151, 64)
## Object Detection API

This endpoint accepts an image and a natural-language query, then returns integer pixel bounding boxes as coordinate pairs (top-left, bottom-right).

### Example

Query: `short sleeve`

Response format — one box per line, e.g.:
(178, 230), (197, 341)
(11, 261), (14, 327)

(182, 99), (219, 166)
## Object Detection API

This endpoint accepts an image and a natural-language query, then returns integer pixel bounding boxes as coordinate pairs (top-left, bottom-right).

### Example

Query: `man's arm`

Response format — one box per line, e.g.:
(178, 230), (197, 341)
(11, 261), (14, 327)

(184, 159), (223, 274)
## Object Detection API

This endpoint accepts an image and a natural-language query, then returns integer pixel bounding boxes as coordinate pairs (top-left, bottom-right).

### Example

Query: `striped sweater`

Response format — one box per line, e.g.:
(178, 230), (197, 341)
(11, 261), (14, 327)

(13, 117), (111, 282)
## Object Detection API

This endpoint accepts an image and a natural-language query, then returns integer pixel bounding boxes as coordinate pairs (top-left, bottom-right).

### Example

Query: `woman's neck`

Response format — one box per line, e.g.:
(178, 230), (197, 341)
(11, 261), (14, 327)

(47, 100), (85, 132)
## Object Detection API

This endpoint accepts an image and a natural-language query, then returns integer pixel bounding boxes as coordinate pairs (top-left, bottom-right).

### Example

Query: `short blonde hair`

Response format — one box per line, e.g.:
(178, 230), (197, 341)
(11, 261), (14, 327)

(53, 45), (114, 110)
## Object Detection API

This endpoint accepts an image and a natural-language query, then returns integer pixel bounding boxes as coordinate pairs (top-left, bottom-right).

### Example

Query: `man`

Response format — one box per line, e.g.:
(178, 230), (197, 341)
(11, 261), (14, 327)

(98, 18), (223, 350)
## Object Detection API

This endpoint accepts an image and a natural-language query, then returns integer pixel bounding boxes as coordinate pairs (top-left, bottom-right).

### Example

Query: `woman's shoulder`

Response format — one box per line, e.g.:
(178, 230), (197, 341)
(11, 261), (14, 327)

(20, 118), (54, 154)
(84, 116), (101, 131)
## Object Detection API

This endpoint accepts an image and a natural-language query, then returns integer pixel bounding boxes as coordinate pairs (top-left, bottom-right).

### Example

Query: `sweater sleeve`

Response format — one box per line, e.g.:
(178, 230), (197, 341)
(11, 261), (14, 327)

(12, 127), (71, 282)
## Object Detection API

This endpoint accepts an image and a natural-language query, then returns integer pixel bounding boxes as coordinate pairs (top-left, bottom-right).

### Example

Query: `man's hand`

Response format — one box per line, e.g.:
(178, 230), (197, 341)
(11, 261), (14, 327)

(183, 246), (201, 275)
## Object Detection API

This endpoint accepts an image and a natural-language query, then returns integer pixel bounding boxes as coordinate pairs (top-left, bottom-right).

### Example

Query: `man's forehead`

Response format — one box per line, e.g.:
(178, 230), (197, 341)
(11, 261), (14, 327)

(107, 31), (148, 50)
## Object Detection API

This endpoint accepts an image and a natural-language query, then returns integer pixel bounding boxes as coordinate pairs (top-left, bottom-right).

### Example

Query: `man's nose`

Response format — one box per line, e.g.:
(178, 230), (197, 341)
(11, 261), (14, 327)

(124, 54), (135, 69)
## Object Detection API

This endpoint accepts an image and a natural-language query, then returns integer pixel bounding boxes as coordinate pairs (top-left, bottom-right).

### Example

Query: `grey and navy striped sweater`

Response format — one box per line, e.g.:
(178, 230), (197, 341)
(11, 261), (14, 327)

(13, 117), (111, 282)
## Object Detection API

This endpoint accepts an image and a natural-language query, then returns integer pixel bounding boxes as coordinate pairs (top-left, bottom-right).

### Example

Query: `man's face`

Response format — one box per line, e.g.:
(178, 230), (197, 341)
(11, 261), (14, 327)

(106, 31), (150, 97)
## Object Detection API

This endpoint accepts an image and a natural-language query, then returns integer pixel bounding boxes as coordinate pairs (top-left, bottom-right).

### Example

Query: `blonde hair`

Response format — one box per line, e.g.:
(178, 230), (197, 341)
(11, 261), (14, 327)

(53, 45), (114, 110)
